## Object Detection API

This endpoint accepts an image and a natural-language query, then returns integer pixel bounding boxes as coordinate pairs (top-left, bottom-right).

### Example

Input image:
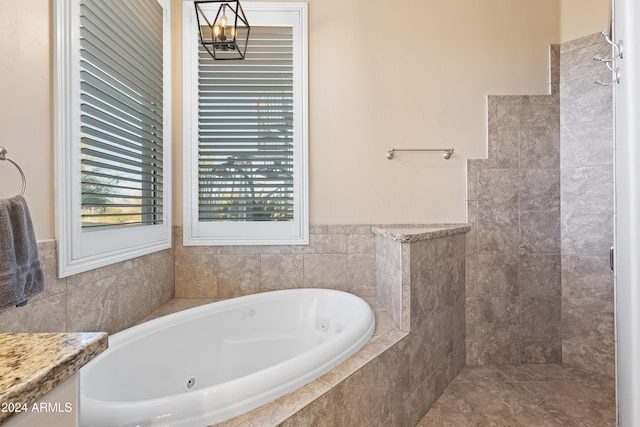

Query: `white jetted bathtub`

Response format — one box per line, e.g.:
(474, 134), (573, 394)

(80, 288), (375, 427)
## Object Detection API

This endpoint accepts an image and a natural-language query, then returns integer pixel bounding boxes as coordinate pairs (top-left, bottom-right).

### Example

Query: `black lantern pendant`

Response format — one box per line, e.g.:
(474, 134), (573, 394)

(195, 0), (250, 60)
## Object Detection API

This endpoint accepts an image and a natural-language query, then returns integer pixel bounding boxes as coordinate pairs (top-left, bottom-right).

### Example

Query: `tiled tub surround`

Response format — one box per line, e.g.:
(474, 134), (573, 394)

(560, 34), (614, 379)
(174, 225), (378, 299)
(0, 240), (175, 334)
(0, 223), (453, 333)
(373, 225), (470, 332)
(0, 224), (469, 426)
(285, 225), (471, 427)
(147, 225), (469, 427)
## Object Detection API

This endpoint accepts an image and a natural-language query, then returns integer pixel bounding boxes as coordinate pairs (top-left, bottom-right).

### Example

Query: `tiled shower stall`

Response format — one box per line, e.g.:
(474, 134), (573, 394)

(466, 33), (614, 378)
(559, 34), (615, 379)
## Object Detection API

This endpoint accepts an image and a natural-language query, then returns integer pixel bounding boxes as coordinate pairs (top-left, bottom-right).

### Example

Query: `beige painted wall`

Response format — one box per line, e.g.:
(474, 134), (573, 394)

(174, 0), (561, 226)
(1, 0), (562, 239)
(560, 0), (610, 42)
(0, 0), (54, 239)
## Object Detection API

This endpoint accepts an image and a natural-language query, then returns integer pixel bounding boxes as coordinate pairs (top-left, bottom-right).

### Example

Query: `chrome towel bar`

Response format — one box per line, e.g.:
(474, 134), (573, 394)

(386, 148), (454, 160)
(0, 147), (27, 196)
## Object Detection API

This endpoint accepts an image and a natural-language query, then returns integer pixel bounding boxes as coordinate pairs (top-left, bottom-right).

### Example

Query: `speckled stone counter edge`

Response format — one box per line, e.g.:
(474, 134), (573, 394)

(371, 224), (471, 242)
(0, 332), (108, 423)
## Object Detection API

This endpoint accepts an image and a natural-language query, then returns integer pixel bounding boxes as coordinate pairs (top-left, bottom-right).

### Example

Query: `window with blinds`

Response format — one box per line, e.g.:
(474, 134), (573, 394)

(183, 2), (308, 245)
(55, 0), (171, 277)
(79, 0), (164, 229)
(198, 26), (294, 223)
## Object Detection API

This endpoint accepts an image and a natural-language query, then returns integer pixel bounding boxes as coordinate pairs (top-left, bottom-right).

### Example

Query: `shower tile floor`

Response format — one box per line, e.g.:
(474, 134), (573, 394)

(418, 363), (615, 427)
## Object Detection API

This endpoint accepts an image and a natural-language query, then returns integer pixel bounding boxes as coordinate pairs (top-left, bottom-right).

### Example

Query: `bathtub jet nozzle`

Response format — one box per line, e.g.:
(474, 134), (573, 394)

(185, 377), (198, 391)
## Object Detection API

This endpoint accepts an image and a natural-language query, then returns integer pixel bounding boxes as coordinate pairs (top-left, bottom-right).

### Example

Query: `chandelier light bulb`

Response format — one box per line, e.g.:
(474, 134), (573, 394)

(220, 7), (227, 28)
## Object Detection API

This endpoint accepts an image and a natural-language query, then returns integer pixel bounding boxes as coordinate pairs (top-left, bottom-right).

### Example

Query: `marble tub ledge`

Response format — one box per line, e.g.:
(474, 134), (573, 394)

(371, 224), (471, 242)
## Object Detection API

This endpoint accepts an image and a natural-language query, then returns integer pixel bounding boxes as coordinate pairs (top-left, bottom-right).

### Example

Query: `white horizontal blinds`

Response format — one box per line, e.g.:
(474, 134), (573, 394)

(198, 26), (295, 222)
(79, 0), (164, 228)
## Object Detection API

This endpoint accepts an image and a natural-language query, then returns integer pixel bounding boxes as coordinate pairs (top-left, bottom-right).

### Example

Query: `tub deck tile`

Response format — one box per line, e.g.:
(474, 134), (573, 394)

(213, 379), (332, 427)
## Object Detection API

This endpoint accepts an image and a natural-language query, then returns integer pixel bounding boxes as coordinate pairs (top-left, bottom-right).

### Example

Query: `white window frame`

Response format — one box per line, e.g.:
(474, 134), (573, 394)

(182, 1), (308, 246)
(54, 0), (172, 277)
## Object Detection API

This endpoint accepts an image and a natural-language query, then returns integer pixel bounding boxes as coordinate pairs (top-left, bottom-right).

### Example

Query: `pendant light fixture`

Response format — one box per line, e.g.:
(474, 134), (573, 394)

(195, 0), (250, 60)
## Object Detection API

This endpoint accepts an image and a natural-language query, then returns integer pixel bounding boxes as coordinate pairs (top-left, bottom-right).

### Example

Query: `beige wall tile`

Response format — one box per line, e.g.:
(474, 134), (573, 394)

(303, 253), (347, 289)
(175, 248), (218, 298)
(260, 253), (303, 291)
(303, 233), (347, 254)
(67, 276), (118, 333)
(347, 233), (375, 254)
(346, 253), (376, 297)
(217, 255), (261, 298)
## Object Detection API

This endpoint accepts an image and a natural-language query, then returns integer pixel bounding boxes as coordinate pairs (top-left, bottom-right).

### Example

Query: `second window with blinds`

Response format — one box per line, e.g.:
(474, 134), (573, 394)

(182, 2), (308, 245)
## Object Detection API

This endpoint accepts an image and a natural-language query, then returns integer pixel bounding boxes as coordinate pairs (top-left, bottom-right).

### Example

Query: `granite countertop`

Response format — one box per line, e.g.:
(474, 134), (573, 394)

(0, 332), (108, 423)
(371, 224), (471, 242)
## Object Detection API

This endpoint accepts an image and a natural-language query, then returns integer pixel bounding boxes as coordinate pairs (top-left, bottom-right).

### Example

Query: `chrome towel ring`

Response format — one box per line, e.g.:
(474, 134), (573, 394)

(0, 147), (27, 196)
